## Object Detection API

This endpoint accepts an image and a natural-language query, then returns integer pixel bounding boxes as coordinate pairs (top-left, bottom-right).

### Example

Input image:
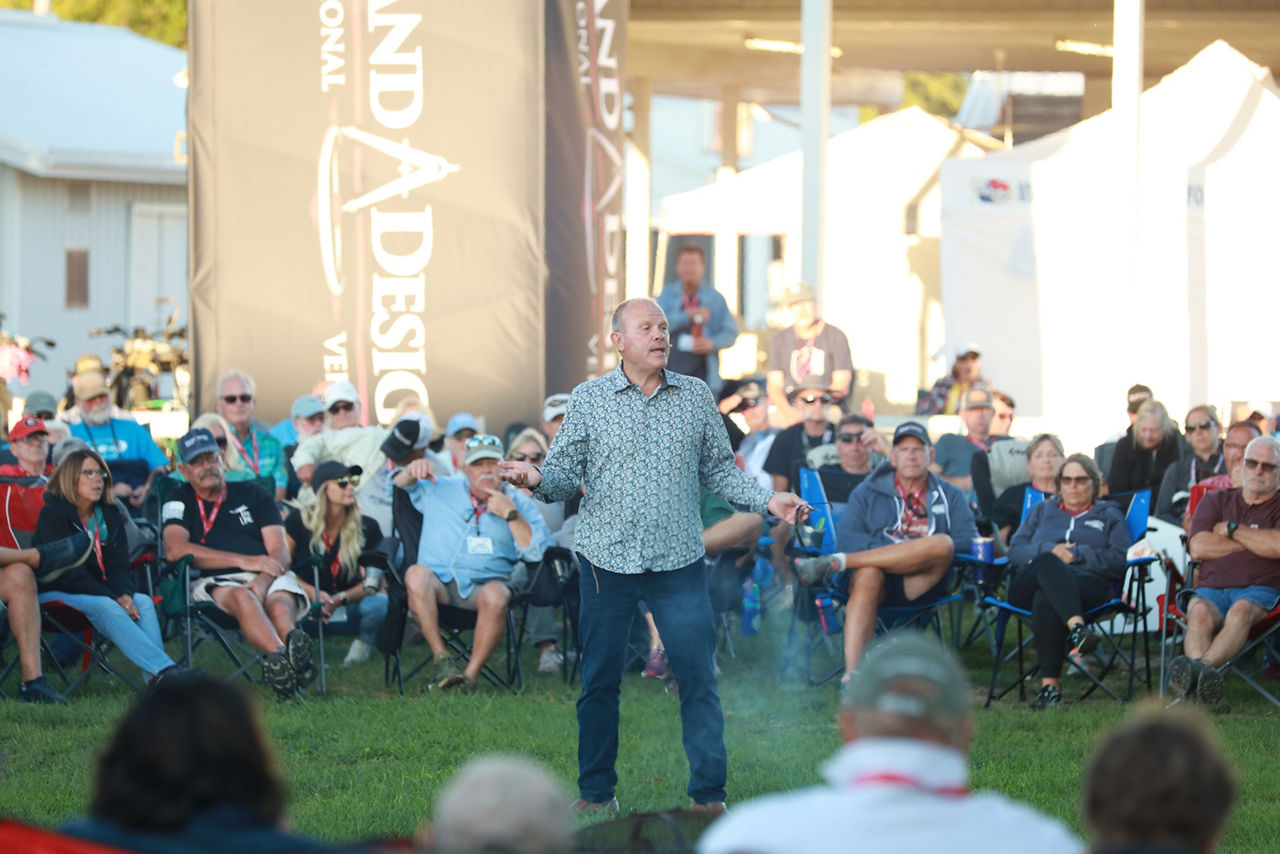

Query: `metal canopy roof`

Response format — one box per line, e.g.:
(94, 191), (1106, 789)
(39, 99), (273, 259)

(629, 0), (1280, 103)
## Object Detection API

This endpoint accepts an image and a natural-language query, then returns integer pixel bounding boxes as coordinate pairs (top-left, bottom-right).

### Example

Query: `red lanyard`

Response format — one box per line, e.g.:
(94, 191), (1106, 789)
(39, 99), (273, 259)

(846, 772), (969, 798)
(227, 428), (260, 475)
(196, 488), (227, 540)
(469, 493), (486, 532)
(682, 293), (703, 337)
(321, 531), (342, 583)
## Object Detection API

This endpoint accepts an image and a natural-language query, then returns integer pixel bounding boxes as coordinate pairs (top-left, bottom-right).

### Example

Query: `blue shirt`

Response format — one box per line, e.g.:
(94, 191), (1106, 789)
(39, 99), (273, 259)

(70, 418), (168, 487)
(270, 417), (298, 447)
(655, 282), (739, 394)
(405, 476), (550, 597)
(534, 364), (773, 574)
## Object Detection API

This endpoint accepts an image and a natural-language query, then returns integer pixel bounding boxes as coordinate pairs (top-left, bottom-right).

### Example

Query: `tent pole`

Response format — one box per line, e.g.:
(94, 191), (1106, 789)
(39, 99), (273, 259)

(800, 0), (831, 304)
(1112, 0), (1144, 383)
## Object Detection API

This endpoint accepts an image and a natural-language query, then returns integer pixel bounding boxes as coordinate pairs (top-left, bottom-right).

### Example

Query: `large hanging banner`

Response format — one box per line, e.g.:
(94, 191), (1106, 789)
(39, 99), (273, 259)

(188, 0), (546, 429)
(545, 0), (628, 390)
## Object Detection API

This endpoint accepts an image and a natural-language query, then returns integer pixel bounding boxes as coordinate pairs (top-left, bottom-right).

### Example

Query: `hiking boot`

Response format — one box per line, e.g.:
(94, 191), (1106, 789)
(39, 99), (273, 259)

(262, 651), (297, 700)
(794, 556), (839, 588)
(433, 652), (466, 691)
(147, 665), (203, 692)
(17, 676), (66, 705)
(33, 531), (93, 585)
(1197, 663), (1226, 709)
(688, 800), (728, 817)
(1029, 684), (1064, 710)
(1168, 655), (1202, 699)
(538, 645), (565, 673)
(1066, 623), (1099, 660)
(342, 638), (372, 668)
(642, 646), (667, 679)
(571, 797), (620, 817)
(441, 673), (476, 694)
(285, 628), (316, 686)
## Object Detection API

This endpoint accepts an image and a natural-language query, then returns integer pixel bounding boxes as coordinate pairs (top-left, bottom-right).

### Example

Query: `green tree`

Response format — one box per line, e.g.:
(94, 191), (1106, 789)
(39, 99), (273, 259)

(0, 0), (187, 48)
(900, 72), (969, 119)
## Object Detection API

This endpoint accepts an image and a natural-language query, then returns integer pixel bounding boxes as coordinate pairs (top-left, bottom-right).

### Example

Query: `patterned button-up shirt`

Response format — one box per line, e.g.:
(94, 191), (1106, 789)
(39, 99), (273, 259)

(533, 364), (773, 574)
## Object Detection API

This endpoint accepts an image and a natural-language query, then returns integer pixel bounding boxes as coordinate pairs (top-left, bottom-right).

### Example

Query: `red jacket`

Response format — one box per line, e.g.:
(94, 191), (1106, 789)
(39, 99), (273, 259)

(0, 462), (51, 548)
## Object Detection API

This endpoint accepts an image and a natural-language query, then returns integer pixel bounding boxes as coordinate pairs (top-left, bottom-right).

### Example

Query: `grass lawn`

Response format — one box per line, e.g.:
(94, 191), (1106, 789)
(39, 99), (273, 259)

(2, 604), (1278, 851)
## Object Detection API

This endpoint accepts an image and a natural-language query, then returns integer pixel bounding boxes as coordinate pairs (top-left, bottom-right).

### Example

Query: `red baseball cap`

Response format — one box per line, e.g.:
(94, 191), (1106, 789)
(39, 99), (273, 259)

(9, 416), (48, 443)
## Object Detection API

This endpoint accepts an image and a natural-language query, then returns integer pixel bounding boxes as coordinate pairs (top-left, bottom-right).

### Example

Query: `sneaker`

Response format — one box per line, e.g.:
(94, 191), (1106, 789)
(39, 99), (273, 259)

(1066, 623), (1099, 659)
(642, 646), (667, 679)
(262, 651), (298, 700)
(794, 556), (838, 587)
(441, 673), (476, 694)
(147, 665), (203, 691)
(17, 676), (66, 705)
(665, 677), (679, 698)
(33, 531), (93, 585)
(1168, 655), (1202, 699)
(285, 628), (316, 686)
(1197, 663), (1226, 709)
(538, 645), (565, 673)
(571, 797), (620, 817)
(1029, 684), (1064, 710)
(342, 638), (372, 668)
(688, 800), (728, 817)
(433, 652), (466, 691)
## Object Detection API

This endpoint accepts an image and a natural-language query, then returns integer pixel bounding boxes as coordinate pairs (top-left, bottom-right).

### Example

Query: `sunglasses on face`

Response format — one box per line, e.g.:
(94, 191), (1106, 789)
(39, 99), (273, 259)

(213, 437), (228, 448)
(798, 394), (832, 406)
(221, 394), (253, 404)
(1185, 420), (1216, 433)
(33, 411), (56, 420)
(1060, 475), (1092, 486)
(836, 432), (864, 444)
(329, 401), (355, 415)
(334, 476), (360, 488)
(1244, 458), (1279, 473)
(465, 434), (503, 451)
(510, 451), (544, 463)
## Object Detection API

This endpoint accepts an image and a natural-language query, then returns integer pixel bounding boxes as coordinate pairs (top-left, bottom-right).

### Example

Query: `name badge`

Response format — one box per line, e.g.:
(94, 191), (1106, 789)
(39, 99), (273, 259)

(466, 536), (495, 555)
(677, 333), (696, 352)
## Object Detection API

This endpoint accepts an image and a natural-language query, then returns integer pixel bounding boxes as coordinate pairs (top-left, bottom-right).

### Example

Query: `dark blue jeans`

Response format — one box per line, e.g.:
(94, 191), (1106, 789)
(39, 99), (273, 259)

(576, 555), (726, 805)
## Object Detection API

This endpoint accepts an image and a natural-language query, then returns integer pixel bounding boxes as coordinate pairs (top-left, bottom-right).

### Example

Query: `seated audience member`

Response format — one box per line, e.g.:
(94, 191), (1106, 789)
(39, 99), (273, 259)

(915, 342), (990, 416)
(441, 412), (481, 475)
(931, 386), (998, 493)
(720, 379), (777, 490)
(394, 434), (551, 692)
(1199, 421), (1261, 493)
(541, 393), (570, 443)
(1005, 454), (1130, 710)
(417, 755), (572, 854)
(63, 678), (333, 853)
(68, 371), (169, 512)
(763, 376), (838, 493)
(795, 422), (977, 679)
(380, 411), (439, 470)
(1096, 384), (1155, 485)
(33, 448), (189, 686)
(216, 370), (287, 501)
(0, 416), (54, 541)
(291, 381), (393, 536)
(1170, 435), (1280, 709)
(818, 414), (889, 515)
(284, 461), (387, 668)
(163, 428), (313, 700)
(22, 390), (59, 422)
(990, 390), (1015, 437)
(766, 281), (854, 426)
(1084, 710), (1236, 854)
(1109, 399), (1183, 495)
(1156, 405), (1225, 527)
(173, 414), (254, 484)
(988, 433), (1065, 542)
(698, 632), (1081, 854)
(58, 365), (134, 426)
(0, 392), (61, 467)
(275, 395), (327, 500)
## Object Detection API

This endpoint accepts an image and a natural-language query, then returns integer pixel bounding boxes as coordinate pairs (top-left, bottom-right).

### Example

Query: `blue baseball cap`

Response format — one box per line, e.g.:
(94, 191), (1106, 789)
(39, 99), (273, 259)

(291, 394), (325, 419)
(446, 412), (479, 437)
(178, 428), (220, 464)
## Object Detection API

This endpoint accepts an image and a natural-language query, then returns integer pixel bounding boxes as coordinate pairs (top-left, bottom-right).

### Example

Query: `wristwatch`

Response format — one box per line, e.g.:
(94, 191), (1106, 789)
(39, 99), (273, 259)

(506, 509), (519, 522)
(1227, 521), (1239, 540)
(338, 592), (349, 605)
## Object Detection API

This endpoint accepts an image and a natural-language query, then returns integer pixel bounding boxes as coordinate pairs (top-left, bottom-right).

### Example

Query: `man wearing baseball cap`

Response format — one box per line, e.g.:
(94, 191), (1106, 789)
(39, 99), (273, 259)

(442, 412), (481, 476)
(541, 393), (571, 443)
(0, 417), (54, 541)
(67, 373), (169, 513)
(931, 386), (1002, 494)
(765, 281), (854, 425)
(795, 421), (977, 679)
(393, 433), (551, 693)
(699, 633), (1081, 854)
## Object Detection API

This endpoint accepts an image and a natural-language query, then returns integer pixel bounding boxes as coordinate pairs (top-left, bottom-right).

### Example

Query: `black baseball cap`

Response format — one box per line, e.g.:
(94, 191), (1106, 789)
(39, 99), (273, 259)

(312, 461), (362, 492)
(892, 422), (931, 447)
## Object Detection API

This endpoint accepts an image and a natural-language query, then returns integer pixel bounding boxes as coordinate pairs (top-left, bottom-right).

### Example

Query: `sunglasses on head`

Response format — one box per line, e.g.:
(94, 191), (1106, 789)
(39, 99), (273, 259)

(836, 432), (864, 444)
(1185, 420), (1216, 433)
(511, 451), (544, 463)
(221, 394), (252, 404)
(1244, 458), (1279, 473)
(798, 393), (832, 406)
(329, 401), (355, 415)
(334, 475), (360, 488)
(465, 434), (503, 450)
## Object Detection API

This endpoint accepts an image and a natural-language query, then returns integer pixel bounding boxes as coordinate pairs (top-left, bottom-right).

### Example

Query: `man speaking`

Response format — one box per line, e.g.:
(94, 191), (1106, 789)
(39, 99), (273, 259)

(500, 298), (807, 815)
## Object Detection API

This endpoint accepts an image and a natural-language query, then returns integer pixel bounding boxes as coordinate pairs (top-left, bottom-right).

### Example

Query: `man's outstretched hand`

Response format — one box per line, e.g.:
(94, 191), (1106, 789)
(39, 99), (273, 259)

(498, 460), (542, 489)
(768, 492), (809, 525)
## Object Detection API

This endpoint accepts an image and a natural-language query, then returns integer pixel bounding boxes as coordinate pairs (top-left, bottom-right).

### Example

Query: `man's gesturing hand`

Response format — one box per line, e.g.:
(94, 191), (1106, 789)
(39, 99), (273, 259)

(768, 492), (809, 525)
(498, 460), (542, 489)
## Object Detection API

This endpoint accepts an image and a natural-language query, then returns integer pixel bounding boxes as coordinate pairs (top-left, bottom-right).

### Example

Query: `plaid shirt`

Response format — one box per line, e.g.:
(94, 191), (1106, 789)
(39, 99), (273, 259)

(534, 364), (772, 574)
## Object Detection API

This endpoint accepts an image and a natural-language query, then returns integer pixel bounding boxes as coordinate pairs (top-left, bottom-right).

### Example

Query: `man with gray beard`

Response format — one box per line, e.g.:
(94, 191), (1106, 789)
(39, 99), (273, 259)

(67, 372), (169, 512)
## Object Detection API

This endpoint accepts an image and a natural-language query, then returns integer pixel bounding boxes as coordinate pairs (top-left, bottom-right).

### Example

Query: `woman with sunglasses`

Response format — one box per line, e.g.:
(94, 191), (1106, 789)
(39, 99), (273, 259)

(32, 448), (188, 686)
(1006, 454), (1131, 710)
(284, 461), (386, 667)
(1155, 405), (1224, 527)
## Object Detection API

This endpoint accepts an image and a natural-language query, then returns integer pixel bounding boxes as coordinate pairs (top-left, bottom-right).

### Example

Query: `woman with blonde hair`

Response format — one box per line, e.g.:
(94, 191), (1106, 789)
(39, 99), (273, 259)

(283, 461), (387, 667)
(1109, 399), (1184, 494)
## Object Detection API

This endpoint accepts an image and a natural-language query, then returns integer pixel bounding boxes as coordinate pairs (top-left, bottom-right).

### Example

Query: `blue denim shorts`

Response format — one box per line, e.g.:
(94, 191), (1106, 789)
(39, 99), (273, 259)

(1191, 585), (1280, 618)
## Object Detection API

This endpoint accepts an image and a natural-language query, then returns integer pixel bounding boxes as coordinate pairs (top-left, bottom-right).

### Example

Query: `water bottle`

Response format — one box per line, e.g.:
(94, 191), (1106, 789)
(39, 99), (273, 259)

(742, 582), (760, 636)
(363, 566), (384, 594)
(815, 592), (841, 635)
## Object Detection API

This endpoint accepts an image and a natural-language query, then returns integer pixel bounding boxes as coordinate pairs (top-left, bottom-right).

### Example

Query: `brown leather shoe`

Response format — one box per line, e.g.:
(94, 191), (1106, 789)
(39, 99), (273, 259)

(571, 797), (620, 816)
(688, 799), (727, 817)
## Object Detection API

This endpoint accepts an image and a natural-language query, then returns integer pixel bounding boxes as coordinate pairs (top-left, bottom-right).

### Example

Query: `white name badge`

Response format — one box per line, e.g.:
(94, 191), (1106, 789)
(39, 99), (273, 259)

(466, 536), (495, 555)
(677, 333), (696, 352)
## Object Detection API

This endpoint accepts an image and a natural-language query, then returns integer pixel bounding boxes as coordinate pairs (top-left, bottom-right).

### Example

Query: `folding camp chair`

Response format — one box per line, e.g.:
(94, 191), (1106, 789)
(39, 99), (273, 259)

(981, 490), (1157, 707)
(778, 467), (845, 685)
(511, 545), (580, 681)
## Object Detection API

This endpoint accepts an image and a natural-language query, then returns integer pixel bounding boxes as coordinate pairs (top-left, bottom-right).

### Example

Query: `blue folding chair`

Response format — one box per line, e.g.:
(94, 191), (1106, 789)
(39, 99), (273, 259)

(980, 489), (1157, 707)
(778, 468), (844, 685)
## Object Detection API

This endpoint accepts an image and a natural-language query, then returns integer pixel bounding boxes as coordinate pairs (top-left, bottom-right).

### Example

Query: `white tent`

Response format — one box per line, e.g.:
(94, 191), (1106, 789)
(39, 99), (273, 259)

(941, 41), (1280, 451)
(660, 107), (1001, 409)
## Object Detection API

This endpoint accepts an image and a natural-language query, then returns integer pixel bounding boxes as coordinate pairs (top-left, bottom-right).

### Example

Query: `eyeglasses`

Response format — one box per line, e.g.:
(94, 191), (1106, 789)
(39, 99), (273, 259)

(836, 432), (864, 444)
(1185, 420), (1216, 433)
(510, 451), (544, 463)
(16, 434), (48, 445)
(334, 476), (360, 488)
(221, 394), (253, 404)
(328, 401), (355, 415)
(797, 394), (832, 406)
(33, 411), (56, 421)
(465, 434), (503, 451)
(1059, 475), (1092, 486)
(79, 470), (105, 480)
(1244, 458), (1279, 473)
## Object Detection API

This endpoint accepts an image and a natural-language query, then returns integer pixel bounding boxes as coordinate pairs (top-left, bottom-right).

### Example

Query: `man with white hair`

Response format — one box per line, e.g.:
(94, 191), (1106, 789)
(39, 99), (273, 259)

(67, 372), (168, 512)
(214, 369), (286, 501)
(698, 633), (1081, 854)
(418, 755), (572, 853)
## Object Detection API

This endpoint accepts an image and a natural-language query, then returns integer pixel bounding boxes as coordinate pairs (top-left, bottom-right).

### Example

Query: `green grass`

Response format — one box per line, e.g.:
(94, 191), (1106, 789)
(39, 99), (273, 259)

(2, 608), (1278, 851)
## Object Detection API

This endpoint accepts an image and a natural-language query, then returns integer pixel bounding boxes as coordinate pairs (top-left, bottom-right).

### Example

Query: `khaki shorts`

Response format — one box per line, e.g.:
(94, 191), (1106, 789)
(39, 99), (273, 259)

(191, 570), (311, 613)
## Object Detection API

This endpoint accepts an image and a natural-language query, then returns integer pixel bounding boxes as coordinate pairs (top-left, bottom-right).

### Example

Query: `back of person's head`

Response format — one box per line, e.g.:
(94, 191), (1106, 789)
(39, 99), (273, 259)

(840, 632), (972, 750)
(91, 678), (286, 832)
(422, 755), (571, 853)
(1085, 709), (1236, 853)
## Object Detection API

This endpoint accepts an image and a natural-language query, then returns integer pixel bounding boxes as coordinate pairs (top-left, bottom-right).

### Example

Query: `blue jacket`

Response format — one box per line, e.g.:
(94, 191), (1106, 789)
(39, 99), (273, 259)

(656, 281), (739, 394)
(836, 461), (977, 555)
(1007, 499), (1130, 585)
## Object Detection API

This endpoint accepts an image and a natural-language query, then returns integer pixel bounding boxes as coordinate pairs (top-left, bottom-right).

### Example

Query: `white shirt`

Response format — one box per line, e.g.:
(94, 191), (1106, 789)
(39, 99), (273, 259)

(698, 738), (1083, 854)
(291, 426), (392, 535)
